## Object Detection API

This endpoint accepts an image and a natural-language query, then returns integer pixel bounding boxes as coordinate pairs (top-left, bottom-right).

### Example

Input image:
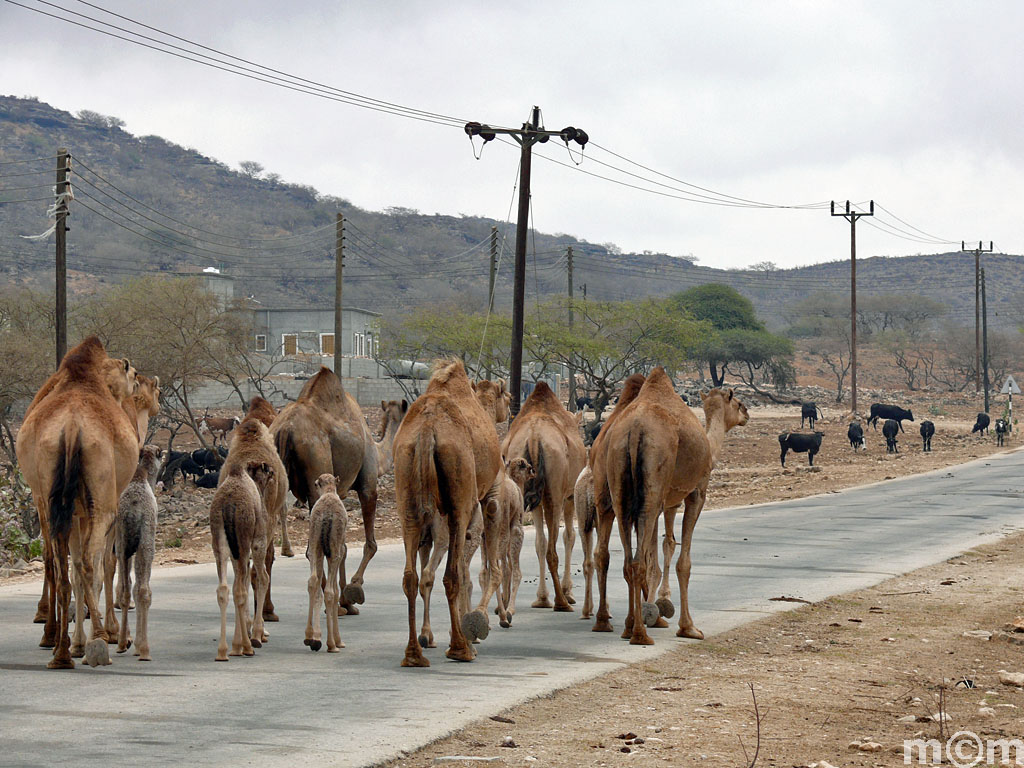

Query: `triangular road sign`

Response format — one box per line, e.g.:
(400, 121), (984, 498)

(1002, 374), (1021, 395)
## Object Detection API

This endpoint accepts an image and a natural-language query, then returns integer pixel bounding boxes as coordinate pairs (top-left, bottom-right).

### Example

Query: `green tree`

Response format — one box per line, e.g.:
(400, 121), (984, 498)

(0, 288), (54, 466)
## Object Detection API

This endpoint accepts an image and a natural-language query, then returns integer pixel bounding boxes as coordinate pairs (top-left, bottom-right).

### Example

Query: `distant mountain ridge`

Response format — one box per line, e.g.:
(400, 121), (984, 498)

(1, 95), (1021, 328)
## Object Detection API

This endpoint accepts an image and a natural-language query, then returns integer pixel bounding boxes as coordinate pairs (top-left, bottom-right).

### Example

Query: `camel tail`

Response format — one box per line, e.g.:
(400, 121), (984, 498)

(222, 501), (241, 561)
(620, 431), (645, 533)
(319, 517), (333, 560)
(276, 429), (310, 505)
(522, 442), (544, 512)
(48, 428), (84, 541)
(427, 431), (458, 519)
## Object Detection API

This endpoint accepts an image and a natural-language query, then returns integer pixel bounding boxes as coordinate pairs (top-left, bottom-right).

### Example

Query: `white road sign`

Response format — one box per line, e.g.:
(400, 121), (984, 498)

(1002, 375), (1021, 395)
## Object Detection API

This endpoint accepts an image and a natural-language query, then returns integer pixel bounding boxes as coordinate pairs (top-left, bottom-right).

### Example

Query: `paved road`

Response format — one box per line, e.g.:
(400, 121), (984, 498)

(2, 449), (1023, 768)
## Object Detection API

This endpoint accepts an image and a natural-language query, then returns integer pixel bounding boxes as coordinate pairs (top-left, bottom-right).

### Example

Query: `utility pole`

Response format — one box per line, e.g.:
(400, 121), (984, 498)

(334, 213), (345, 377)
(567, 245), (576, 411)
(831, 200), (873, 417)
(466, 108), (588, 417)
(962, 240), (993, 393)
(982, 265), (990, 413)
(55, 147), (69, 369)
(488, 225), (498, 315)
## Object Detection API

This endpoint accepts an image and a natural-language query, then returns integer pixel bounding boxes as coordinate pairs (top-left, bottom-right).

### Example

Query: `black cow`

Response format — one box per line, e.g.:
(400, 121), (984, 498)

(191, 448), (224, 471)
(583, 419), (603, 447)
(867, 403), (914, 432)
(972, 413), (990, 436)
(575, 396), (594, 411)
(996, 419), (1009, 446)
(882, 419), (899, 453)
(801, 402), (823, 430)
(847, 422), (865, 451)
(779, 431), (823, 467)
(920, 420), (935, 452)
(162, 455), (206, 485)
(195, 471), (220, 488)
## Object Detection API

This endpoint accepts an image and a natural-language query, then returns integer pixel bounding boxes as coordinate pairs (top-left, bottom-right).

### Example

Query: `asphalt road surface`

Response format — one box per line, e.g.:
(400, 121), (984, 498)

(2, 449), (1023, 768)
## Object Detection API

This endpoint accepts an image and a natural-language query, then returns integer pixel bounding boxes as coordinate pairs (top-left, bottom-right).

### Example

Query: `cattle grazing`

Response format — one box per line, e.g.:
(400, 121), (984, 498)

(801, 402), (823, 429)
(867, 403), (914, 432)
(195, 471), (219, 489)
(972, 413), (990, 436)
(192, 448), (224, 471)
(882, 419), (899, 453)
(847, 422), (865, 451)
(779, 431), (824, 467)
(996, 418), (1009, 446)
(304, 474), (348, 653)
(199, 411), (241, 445)
(162, 454), (206, 485)
(920, 420), (935, 452)
(115, 445), (163, 661)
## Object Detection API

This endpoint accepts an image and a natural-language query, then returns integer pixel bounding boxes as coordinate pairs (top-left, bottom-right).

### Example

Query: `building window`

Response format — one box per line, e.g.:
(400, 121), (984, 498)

(282, 334), (297, 356)
(320, 333), (335, 356)
(255, 334), (267, 352)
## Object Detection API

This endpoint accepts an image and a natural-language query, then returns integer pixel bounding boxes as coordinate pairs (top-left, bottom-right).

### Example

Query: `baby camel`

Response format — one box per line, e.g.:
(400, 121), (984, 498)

(210, 461), (276, 662)
(487, 457), (534, 628)
(304, 474), (348, 654)
(115, 445), (163, 661)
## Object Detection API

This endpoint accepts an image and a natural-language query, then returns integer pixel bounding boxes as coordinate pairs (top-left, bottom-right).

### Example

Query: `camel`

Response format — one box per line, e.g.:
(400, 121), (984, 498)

(574, 373), (646, 621)
(501, 381), (586, 612)
(471, 379), (511, 424)
(16, 336), (139, 668)
(394, 359), (503, 666)
(592, 369), (748, 645)
(489, 457), (534, 627)
(210, 460), (276, 661)
(115, 445), (163, 660)
(304, 474), (348, 653)
(272, 369), (405, 612)
(222, 400), (288, 622)
(130, 375), (161, 448)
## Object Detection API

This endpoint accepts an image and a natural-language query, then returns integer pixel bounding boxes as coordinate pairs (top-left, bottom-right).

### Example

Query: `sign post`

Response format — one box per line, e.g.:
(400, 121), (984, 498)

(1001, 375), (1020, 432)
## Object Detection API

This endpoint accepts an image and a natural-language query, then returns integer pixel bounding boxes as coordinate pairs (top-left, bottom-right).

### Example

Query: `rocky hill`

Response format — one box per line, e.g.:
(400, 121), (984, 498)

(1, 95), (1021, 328)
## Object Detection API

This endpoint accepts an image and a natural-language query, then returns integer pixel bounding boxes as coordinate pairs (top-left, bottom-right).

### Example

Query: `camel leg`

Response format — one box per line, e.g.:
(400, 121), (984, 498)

(617, 518), (637, 640)
(653, 505), (679, 628)
(464, 498), (501, 641)
(133, 552), (153, 661)
(48, 535), (74, 669)
(34, 566), (50, 623)
(39, 552), (57, 648)
(214, 535), (230, 662)
(81, 519), (112, 665)
(102, 530), (119, 643)
(531, 506), (552, 608)
(444, 510), (476, 662)
(250, 537), (269, 647)
(70, 555), (87, 657)
(675, 487), (707, 640)
(419, 531), (446, 649)
(547, 502), (573, 612)
(579, 515), (594, 619)
(341, 486), (378, 614)
(592, 509), (615, 633)
(462, 505), (482, 614)
(325, 547), (344, 652)
(506, 520), (524, 622)
(304, 551), (324, 652)
(231, 557), (254, 657)
(279, 499), (294, 558)
(260, 536), (278, 622)
(116, 548), (132, 654)
(560, 497), (576, 604)
(401, 521), (429, 667)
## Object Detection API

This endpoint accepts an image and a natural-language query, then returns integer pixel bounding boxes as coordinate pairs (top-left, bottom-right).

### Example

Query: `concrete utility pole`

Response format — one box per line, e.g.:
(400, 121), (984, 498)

(962, 240), (993, 393)
(334, 213), (345, 376)
(465, 108), (589, 417)
(55, 148), (69, 369)
(982, 266), (991, 413)
(567, 245), (576, 412)
(831, 200), (873, 417)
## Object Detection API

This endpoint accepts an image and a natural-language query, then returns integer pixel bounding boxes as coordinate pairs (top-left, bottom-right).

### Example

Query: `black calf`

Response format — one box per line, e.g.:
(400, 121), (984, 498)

(847, 422), (865, 451)
(801, 402), (823, 430)
(919, 420), (935, 452)
(868, 403), (913, 432)
(972, 413), (990, 436)
(996, 419), (1008, 447)
(882, 419), (899, 453)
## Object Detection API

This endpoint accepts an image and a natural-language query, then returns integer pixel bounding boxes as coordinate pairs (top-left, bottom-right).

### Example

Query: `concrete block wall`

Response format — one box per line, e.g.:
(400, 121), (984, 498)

(187, 376), (410, 411)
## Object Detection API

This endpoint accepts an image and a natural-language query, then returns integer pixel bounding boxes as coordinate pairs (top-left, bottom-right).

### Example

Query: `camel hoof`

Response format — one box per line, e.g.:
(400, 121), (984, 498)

(676, 626), (705, 640)
(565, 594), (576, 605)
(445, 645), (476, 662)
(263, 610), (279, 622)
(33, 610), (48, 624)
(84, 638), (111, 667)
(39, 636), (56, 649)
(116, 640), (132, 654)
(47, 656), (75, 670)
(462, 610), (490, 642)
(499, 618), (511, 629)
(242, 648), (255, 657)
(655, 597), (676, 619)
(401, 654), (430, 668)
(70, 644), (85, 659)
(215, 656), (228, 662)
(592, 619), (614, 633)
(138, 655), (151, 662)
(531, 598), (553, 609)
(250, 637), (262, 649)
(327, 646), (341, 653)
(653, 617), (669, 629)
(641, 602), (661, 628)
(340, 603), (359, 616)
(553, 602), (574, 613)
(281, 546), (295, 558)
(304, 638), (322, 652)
(630, 633), (656, 646)
(342, 583), (365, 605)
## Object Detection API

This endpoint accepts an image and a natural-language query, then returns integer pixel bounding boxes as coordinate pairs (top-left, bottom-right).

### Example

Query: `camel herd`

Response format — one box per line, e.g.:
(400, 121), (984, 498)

(14, 336), (748, 669)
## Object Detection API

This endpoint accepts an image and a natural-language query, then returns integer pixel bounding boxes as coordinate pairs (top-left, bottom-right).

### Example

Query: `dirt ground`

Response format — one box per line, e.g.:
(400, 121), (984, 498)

(383, 530), (1024, 768)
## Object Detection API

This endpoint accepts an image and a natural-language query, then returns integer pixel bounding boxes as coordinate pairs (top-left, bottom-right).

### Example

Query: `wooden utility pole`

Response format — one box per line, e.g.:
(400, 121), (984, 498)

(982, 265), (991, 413)
(567, 245), (576, 411)
(55, 147), (69, 369)
(831, 200), (873, 416)
(488, 226), (498, 315)
(465, 108), (589, 416)
(962, 240), (993, 393)
(334, 213), (345, 376)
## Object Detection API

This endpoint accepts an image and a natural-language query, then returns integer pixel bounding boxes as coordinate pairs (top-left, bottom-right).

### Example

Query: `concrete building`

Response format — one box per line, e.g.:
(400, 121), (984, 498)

(251, 306), (381, 359)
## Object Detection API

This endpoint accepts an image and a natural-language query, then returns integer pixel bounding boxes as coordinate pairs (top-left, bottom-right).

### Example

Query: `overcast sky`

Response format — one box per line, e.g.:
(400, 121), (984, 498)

(3, 0), (1022, 269)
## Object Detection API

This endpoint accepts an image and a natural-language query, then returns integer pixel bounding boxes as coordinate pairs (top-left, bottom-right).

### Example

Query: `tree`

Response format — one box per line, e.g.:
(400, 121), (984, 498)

(788, 293), (852, 403)
(748, 261), (778, 273)
(239, 160), (264, 178)
(0, 288), (54, 466)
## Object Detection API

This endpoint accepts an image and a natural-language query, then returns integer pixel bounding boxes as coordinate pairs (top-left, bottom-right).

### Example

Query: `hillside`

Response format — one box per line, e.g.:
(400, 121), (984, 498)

(1, 95), (1021, 328)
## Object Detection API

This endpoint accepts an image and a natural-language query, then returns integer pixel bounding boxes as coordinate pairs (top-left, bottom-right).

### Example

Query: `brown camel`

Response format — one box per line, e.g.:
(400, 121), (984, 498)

(592, 369), (748, 645)
(222, 399), (289, 622)
(129, 374), (161, 448)
(304, 474), (348, 653)
(16, 337), (139, 668)
(501, 381), (586, 612)
(394, 359), (503, 666)
(489, 457), (534, 627)
(471, 379), (510, 424)
(574, 373), (647, 621)
(272, 370), (405, 612)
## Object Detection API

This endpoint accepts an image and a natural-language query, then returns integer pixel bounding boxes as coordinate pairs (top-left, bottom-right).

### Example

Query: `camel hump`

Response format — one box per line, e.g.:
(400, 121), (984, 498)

(299, 367), (346, 404)
(618, 374), (646, 407)
(517, 381), (561, 418)
(639, 367), (674, 396)
(48, 426), (84, 540)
